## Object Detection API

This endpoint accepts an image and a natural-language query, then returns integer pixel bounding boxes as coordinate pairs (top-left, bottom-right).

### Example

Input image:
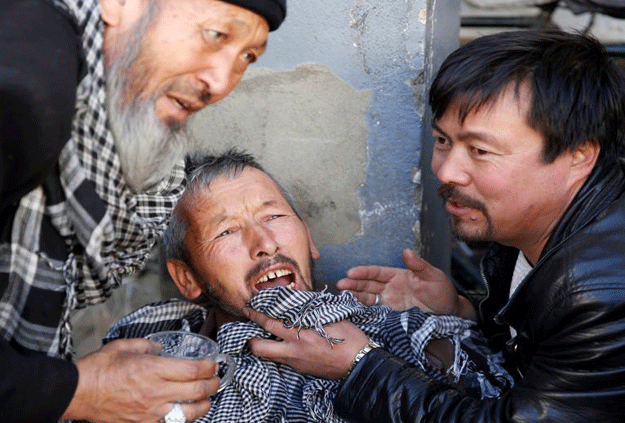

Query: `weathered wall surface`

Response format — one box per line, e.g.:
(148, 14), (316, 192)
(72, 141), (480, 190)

(191, 64), (370, 251)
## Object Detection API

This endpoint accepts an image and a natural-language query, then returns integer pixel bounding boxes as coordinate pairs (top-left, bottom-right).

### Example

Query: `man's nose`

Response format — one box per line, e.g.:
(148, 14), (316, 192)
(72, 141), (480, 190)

(432, 147), (471, 186)
(196, 51), (243, 103)
(246, 224), (279, 259)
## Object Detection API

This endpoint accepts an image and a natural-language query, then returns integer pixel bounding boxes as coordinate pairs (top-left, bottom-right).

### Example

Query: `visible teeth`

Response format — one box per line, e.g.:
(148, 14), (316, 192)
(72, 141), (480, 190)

(175, 99), (189, 109)
(257, 269), (293, 284)
(287, 282), (295, 289)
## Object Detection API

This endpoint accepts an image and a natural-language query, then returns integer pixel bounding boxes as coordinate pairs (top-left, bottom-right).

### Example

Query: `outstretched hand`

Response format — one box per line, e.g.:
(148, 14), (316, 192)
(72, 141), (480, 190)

(63, 338), (220, 423)
(337, 248), (476, 320)
(244, 307), (369, 380)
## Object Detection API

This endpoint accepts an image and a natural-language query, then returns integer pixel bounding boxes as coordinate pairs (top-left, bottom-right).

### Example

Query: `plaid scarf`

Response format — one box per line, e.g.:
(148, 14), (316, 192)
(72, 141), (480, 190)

(0, 0), (185, 359)
(105, 287), (514, 423)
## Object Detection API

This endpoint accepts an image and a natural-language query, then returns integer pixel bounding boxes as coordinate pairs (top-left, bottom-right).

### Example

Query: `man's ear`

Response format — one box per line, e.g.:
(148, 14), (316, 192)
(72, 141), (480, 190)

(571, 140), (600, 180)
(304, 223), (321, 260)
(99, 0), (124, 26)
(166, 259), (203, 300)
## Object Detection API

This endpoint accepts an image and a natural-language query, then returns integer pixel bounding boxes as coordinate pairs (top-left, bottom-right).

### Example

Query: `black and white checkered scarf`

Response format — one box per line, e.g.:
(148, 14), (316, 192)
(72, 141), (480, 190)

(105, 287), (514, 423)
(0, 0), (185, 359)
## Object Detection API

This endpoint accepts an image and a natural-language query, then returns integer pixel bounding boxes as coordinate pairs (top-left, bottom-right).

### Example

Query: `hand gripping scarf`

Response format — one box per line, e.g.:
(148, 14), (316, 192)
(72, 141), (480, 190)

(105, 287), (515, 423)
(0, 0), (185, 359)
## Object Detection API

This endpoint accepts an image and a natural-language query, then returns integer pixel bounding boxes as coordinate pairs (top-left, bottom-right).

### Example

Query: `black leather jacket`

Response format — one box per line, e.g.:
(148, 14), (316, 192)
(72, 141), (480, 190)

(334, 159), (625, 423)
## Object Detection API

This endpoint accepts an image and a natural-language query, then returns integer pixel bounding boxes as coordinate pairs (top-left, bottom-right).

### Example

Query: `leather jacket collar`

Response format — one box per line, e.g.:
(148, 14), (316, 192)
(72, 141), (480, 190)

(479, 158), (625, 326)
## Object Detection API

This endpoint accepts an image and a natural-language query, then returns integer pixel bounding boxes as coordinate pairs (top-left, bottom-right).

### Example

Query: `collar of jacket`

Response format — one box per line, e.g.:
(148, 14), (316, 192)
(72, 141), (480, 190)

(479, 158), (625, 325)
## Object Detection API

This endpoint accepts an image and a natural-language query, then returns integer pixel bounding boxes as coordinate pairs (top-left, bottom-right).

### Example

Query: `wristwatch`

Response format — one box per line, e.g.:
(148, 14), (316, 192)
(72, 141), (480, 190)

(346, 339), (382, 375)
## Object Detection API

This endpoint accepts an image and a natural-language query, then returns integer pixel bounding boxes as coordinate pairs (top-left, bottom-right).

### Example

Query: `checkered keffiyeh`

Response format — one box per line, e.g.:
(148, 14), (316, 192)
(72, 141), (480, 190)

(105, 287), (514, 423)
(0, 0), (185, 359)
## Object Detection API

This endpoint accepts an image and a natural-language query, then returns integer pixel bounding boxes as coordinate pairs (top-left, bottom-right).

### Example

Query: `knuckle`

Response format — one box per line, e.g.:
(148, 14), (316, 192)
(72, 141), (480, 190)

(199, 377), (220, 399)
(190, 359), (215, 380)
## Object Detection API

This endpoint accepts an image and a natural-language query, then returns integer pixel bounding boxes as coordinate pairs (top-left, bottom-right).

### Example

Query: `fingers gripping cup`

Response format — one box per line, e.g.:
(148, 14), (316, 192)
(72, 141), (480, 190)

(146, 331), (235, 393)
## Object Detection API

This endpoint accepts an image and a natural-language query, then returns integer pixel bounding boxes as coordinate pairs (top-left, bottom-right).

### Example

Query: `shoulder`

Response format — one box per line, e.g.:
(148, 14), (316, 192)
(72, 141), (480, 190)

(0, 0), (82, 95)
(526, 193), (625, 334)
(549, 189), (625, 297)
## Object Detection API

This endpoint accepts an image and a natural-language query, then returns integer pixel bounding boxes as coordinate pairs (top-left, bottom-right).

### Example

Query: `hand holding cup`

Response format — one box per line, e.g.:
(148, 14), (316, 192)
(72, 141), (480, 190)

(146, 331), (236, 393)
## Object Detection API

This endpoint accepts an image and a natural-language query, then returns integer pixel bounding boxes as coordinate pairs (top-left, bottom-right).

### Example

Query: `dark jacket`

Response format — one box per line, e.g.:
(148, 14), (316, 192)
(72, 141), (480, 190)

(0, 0), (82, 421)
(0, 0), (81, 216)
(334, 158), (625, 423)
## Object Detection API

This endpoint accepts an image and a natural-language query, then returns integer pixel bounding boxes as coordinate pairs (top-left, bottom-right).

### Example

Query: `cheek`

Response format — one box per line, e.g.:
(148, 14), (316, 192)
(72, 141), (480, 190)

(230, 72), (245, 91)
(141, 33), (203, 86)
(469, 170), (518, 217)
(195, 245), (235, 283)
(273, 222), (308, 248)
(478, 168), (543, 221)
(477, 174), (508, 198)
(287, 231), (315, 267)
(142, 52), (195, 90)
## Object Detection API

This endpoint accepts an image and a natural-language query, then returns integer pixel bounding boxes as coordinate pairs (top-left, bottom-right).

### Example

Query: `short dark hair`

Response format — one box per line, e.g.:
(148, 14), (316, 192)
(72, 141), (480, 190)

(163, 148), (298, 262)
(429, 29), (625, 163)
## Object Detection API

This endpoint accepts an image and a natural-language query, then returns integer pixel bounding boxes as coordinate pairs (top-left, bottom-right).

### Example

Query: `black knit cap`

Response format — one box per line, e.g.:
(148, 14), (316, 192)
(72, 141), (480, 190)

(223, 0), (286, 31)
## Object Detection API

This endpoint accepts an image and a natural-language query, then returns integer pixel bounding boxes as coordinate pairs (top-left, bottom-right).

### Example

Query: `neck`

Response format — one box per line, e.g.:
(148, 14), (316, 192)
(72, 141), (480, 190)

(519, 245), (542, 267)
(198, 304), (247, 339)
(215, 307), (245, 329)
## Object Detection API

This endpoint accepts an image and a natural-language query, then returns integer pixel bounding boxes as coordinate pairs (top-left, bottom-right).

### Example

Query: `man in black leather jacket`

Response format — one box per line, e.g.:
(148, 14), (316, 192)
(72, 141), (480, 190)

(246, 29), (625, 422)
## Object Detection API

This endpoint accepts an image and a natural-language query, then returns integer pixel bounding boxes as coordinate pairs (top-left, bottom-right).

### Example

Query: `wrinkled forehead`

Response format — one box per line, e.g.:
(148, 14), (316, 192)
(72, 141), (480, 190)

(186, 168), (295, 221)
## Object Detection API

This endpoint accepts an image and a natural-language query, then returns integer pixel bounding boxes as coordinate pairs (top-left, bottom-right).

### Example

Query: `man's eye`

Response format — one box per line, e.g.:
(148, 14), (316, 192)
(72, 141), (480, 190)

(471, 146), (489, 156)
(216, 229), (232, 238)
(242, 52), (258, 64)
(204, 29), (227, 42)
(268, 214), (284, 220)
(433, 135), (450, 149)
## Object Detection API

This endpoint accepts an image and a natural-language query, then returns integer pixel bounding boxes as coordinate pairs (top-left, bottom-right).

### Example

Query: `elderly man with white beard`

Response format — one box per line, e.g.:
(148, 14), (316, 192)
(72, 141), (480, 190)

(0, 0), (286, 422)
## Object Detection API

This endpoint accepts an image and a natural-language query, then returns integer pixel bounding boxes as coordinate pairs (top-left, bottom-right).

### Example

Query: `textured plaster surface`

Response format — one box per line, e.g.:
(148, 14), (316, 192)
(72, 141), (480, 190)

(190, 64), (371, 249)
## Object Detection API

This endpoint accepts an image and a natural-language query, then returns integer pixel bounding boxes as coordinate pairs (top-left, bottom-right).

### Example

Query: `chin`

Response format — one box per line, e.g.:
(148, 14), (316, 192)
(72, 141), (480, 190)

(452, 222), (493, 243)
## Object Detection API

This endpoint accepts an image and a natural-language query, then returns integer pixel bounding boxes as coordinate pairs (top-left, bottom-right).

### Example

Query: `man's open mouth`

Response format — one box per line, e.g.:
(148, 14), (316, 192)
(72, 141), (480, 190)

(254, 268), (296, 291)
(171, 95), (203, 113)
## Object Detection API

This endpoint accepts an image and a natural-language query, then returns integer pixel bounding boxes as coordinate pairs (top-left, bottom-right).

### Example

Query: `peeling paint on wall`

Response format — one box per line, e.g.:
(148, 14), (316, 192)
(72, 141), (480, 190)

(349, 0), (426, 78)
(190, 64), (371, 249)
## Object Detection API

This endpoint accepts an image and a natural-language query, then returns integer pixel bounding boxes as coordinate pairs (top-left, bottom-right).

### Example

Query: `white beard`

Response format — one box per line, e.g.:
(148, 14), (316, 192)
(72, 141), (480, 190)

(106, 79), (190, 192)
(104, 4), (196, 192)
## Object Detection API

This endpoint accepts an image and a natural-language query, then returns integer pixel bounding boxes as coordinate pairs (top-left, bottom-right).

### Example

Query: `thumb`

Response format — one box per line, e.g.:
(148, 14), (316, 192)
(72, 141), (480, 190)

(402, 248), (428, 273)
